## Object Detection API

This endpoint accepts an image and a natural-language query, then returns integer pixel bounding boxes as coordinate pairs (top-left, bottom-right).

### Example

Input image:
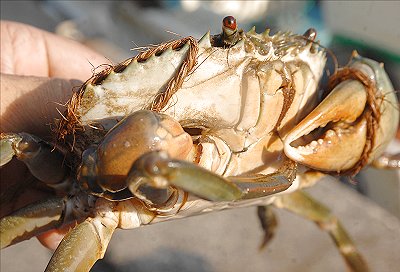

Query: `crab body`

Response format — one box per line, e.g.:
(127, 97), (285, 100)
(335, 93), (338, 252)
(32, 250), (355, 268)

(1, 16), (399, 272)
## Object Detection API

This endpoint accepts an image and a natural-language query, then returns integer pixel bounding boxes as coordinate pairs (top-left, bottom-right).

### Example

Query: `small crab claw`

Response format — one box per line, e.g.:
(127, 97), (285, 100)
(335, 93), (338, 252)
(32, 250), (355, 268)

(284, 54), (399, 173)
(79, 110), (193, 199)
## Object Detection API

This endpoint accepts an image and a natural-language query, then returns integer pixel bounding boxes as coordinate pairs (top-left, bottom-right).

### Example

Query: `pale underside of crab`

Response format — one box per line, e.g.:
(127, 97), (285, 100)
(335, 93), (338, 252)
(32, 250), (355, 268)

(0, 16), (399, 272)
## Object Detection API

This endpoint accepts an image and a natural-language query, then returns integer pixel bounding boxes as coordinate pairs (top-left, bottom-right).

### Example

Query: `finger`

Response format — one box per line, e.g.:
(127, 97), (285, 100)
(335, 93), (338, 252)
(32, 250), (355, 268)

(1, 74), (78, 137)
(37, 224), (74, 251)
(1, 20), (109, 79)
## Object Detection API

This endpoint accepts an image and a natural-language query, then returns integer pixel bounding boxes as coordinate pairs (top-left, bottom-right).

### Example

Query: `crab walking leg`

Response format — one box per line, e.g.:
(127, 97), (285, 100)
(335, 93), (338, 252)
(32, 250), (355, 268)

(1, 192), (95, 249)
(45, 200), (118, 272)
(372, 153), (400, 169)
(229, 159), (297, 199)
(0, 134), (16, 166)
(274, 191), (369, 272)
(0, 197), (65, 249)
(0, 133), (67, 184)
(257, 205), (278, 250)
(127, 150), (243, 201)
(127, 151), (296, 202)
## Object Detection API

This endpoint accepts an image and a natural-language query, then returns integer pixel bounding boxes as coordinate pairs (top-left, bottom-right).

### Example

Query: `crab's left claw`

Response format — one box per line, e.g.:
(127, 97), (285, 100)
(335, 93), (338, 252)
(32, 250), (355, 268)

(284, 54), (399, 174)
(127, 150), (244, 203)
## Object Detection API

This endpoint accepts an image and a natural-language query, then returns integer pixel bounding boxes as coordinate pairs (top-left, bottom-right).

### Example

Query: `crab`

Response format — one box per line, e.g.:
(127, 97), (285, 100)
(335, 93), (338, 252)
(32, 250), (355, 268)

(1, 16), (399, 272)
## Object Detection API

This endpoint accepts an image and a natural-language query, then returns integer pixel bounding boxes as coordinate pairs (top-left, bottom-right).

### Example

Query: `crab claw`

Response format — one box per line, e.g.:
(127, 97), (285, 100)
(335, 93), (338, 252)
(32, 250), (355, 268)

(284, 54), (399, 173)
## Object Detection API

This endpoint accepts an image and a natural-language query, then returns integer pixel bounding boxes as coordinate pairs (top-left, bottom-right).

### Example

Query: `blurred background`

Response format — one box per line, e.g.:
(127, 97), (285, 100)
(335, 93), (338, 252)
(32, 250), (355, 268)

(1, 1), (400, 271)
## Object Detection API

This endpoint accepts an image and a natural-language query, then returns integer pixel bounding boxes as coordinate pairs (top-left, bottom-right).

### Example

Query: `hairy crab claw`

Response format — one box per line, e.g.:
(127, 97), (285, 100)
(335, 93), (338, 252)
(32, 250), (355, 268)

(284, 53), (399, 173)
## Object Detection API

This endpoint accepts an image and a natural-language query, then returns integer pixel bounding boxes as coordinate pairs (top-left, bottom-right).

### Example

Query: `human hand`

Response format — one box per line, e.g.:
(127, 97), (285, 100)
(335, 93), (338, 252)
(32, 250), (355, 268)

(0, 21), (109, 250)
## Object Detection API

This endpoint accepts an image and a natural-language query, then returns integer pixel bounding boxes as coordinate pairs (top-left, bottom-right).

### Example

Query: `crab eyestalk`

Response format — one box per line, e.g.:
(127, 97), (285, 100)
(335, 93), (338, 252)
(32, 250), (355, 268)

(283, 54), (399, 174)
(222, 15), (240, 46)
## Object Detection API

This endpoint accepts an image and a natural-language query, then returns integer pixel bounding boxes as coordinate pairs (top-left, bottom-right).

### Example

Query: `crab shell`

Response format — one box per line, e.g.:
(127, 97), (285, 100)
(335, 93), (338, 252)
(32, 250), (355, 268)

(61, 27), (398, 187)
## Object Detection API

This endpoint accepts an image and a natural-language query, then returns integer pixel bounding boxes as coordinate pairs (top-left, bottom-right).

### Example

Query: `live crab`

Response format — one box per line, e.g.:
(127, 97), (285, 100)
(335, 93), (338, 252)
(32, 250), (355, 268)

(1, 16), (399, 272)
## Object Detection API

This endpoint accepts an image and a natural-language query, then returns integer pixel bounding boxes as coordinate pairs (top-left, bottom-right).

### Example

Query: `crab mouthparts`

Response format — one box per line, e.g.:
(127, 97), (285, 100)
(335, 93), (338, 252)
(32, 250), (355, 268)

(284, 80), (368, 172)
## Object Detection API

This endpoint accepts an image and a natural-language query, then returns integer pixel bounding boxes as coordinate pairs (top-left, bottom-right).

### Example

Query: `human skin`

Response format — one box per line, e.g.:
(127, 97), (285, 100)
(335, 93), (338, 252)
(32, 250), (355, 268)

(0, 20), (108, 250)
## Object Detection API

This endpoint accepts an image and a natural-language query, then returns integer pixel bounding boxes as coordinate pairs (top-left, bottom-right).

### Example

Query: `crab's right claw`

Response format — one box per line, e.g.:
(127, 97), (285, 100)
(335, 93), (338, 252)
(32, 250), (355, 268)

(284, 54), (399, 173)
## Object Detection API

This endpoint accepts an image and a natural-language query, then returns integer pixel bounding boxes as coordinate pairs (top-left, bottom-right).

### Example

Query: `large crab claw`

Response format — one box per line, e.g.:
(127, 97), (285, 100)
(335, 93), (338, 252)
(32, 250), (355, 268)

(284, 54), (399, 173)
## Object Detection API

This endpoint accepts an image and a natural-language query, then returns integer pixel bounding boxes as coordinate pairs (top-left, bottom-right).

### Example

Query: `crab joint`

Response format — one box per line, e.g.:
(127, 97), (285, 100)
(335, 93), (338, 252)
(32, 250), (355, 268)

(0, 133), (67, 184)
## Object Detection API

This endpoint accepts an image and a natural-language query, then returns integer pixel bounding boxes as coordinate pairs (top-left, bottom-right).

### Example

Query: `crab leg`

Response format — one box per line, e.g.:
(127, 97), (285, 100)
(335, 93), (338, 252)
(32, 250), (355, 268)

(230, 159), (297, 199)
(45, 200), (118, 272)
(274, 190), (369, 272)
(256, 165), (319, 250)
(257, 205), (278, 250)
(1, 191), (95, 249)
(0, 197), (65, 249)
(127, 150), (296, 202)
(0, 133), (67, 185)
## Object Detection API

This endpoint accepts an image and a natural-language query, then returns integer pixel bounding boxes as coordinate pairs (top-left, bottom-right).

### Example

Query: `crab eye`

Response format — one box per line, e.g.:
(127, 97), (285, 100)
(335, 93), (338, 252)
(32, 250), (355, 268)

(223, 16), (237, 31)
(303, 28), (317, 41)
